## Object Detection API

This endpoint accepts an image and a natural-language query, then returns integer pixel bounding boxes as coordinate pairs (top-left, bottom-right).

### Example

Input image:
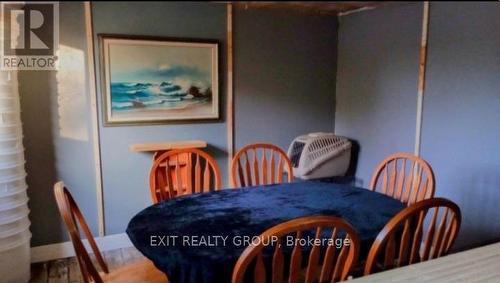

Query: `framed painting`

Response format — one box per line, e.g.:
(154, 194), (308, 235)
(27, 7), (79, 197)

(99, 35), (219, 125)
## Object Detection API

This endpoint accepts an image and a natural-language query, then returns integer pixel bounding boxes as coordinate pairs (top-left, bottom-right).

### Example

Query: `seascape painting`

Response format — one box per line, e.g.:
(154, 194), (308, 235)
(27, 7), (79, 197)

(100, 36), (219, 125)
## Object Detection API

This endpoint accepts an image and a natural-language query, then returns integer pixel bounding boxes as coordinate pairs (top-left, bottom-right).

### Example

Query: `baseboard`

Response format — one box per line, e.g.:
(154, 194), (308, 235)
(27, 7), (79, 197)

(30, 233), (133, 263)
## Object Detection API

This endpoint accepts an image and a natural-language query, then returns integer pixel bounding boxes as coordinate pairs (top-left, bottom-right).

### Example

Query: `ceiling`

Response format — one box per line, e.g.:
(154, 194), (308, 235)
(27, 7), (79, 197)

(232, 2), (385, 15)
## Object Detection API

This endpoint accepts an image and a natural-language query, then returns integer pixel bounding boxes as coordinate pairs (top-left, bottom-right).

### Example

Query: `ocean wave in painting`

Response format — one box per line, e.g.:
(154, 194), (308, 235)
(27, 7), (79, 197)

(111, 82), (212, 111)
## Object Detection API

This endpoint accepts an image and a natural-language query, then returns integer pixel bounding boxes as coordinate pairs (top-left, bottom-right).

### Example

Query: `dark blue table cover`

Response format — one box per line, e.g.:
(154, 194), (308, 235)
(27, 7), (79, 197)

(126, 182), (405, 283)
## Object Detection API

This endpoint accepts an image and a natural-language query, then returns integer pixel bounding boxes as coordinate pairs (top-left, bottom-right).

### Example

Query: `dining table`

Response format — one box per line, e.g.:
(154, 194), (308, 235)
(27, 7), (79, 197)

(126, 181), (405, 283)
(350, 241), (500, 282)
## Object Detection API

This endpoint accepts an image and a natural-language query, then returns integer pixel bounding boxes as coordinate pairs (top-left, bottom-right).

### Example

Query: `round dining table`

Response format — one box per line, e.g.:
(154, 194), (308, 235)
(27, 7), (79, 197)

(126, 181), (405, 283)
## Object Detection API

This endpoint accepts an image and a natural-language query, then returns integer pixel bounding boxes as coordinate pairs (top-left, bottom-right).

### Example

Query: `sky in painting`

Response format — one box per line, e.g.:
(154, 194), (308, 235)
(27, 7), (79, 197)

(108, 40), (213, 89)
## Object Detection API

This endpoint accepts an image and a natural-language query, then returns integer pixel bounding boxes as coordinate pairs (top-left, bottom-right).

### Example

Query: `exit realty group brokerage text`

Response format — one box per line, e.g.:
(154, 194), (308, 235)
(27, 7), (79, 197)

(150, 235), (351, 248)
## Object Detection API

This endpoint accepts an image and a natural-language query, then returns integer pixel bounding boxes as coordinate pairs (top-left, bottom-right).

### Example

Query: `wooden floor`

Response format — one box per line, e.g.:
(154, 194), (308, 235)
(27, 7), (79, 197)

(30, 247), (146, 283)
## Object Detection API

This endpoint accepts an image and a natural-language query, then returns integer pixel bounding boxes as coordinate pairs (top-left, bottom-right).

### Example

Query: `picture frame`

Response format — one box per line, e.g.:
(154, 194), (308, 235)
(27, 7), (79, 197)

(98, 34), (219, 126)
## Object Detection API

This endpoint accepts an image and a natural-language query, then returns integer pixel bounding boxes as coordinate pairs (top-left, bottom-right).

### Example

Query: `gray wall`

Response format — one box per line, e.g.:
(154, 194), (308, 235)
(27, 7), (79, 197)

(23, 2), (338, 245)
(420, 2), (500, 249)
(336, 2), (500, 249)
(91, 2), (228, 235)
(20, 2), (99, 246)
(234, 8), (337, 150)
(335, 2), (421, 187)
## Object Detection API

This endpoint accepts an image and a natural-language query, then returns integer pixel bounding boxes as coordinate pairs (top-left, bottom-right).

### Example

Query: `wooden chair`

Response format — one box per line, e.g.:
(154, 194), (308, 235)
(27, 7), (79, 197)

(53, 182), (168, 283)
(364, 198), (461, 276)
(231, 143), (293, 188)
(369, 152), (435, 205)
(232, 216), (360, 283)
(149, 148), (221, 203)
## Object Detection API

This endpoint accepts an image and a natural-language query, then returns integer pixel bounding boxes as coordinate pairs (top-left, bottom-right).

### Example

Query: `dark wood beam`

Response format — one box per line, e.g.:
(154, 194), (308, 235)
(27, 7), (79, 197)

(231, 2), (385, 15)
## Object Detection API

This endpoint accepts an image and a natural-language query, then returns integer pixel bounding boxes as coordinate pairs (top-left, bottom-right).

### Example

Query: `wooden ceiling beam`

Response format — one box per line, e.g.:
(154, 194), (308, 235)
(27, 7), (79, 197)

(230, 2), (384, 15)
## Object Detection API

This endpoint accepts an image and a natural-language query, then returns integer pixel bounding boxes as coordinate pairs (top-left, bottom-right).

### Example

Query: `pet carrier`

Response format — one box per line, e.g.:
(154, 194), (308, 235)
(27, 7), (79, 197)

(287, 133), (351, 180)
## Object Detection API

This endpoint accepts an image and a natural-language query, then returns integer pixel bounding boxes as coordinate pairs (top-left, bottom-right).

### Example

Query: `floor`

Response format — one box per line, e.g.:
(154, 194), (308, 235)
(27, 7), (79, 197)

(30, 247), (145, 283)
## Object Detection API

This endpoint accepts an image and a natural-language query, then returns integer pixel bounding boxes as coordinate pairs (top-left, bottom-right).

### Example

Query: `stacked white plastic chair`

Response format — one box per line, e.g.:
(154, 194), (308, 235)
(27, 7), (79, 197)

(0, 71), (30, 283)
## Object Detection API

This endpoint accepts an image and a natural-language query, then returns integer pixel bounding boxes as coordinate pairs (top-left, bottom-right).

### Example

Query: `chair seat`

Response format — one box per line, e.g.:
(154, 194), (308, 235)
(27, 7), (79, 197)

(101, 259), (168, 283)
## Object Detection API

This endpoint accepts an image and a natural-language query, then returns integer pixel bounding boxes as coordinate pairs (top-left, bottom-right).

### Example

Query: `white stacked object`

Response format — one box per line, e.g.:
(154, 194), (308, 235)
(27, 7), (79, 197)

(0, 71), (31, 283)
(287, 132), (352, 180)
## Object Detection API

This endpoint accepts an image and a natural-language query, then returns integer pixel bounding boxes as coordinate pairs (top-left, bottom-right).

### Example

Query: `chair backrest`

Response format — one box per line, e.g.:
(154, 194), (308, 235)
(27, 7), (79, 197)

(231, 143), (293, 188)
(149, 148), (222, 203)
(369, 152), (435, 205)
(54, 182), (108, 283)
(364, 198), (461, 275)
(232, 216), (360, 283)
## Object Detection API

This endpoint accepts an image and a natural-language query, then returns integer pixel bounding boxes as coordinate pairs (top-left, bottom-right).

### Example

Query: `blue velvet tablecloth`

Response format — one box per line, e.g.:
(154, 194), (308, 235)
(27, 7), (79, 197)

(126, 182), (405, 283)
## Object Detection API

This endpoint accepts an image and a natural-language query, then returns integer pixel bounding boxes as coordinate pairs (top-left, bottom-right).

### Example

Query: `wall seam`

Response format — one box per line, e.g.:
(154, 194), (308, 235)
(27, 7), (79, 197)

(226, 3), (234, 185)
(414, 1), (430, 156)
(84, 1), (105, 237)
